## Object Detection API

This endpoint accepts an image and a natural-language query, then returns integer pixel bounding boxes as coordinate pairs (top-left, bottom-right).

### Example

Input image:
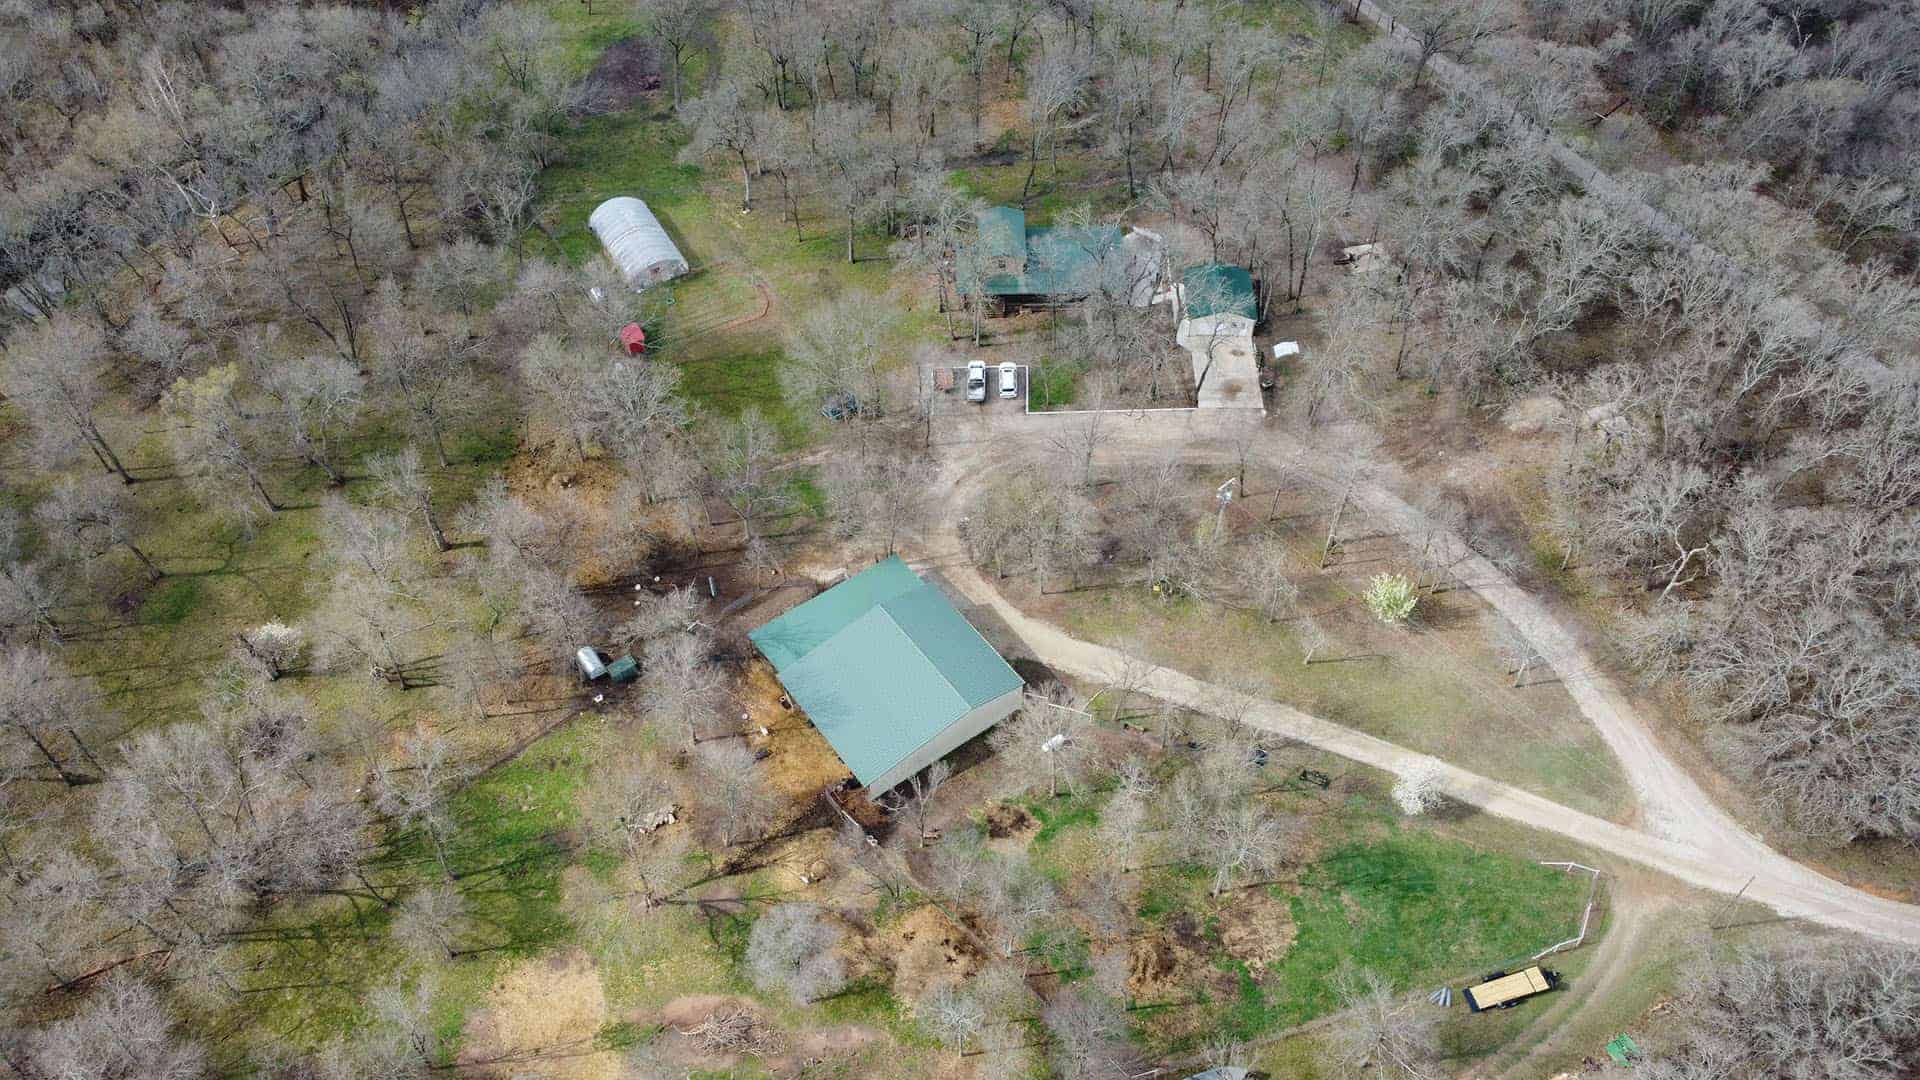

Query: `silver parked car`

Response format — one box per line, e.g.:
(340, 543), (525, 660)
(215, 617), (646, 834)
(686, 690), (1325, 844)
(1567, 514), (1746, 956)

(966, 360), (988, 403)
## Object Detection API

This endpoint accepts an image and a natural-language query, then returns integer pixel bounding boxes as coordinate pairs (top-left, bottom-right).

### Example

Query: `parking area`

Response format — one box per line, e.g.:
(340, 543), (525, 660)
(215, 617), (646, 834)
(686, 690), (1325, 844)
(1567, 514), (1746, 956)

(933, 362), (1026, 413)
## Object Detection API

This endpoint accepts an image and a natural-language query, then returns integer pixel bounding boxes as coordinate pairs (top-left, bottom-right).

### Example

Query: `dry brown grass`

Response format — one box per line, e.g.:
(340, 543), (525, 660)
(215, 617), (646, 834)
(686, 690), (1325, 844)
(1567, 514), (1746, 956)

(740, 659), (853, 801)
(458, 949), (619, 1079)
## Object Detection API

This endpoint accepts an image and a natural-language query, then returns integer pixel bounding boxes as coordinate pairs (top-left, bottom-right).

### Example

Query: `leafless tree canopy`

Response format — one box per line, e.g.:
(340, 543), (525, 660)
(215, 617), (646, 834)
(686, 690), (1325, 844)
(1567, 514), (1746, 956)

(744, 903), (849, 1004)
(1643, 943), (1920, 1080)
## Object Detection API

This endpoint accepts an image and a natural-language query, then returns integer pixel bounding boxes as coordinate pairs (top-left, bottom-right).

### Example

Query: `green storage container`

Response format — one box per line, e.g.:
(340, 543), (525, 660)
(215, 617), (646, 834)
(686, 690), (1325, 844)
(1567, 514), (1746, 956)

(606, 655), (639, 683)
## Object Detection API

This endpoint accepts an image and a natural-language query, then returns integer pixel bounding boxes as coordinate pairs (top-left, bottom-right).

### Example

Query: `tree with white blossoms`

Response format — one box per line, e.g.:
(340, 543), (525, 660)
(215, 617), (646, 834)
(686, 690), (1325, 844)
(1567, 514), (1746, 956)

(237, 622), (305, 681)
(1364, 573), (1419, 626)
(1393, 760), (1448, 817)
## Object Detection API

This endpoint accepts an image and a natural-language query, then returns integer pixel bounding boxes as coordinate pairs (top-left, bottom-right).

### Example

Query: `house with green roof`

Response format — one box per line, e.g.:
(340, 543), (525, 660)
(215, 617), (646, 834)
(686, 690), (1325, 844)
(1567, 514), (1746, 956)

(1172, 263), (1264, 412)
(749, 556), (1025, 794)
(963, 206), (1162, 311)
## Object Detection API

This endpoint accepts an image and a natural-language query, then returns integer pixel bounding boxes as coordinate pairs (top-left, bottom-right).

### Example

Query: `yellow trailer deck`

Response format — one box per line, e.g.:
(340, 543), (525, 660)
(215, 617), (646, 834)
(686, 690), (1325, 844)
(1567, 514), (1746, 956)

(1464, 966), (1555, 1011)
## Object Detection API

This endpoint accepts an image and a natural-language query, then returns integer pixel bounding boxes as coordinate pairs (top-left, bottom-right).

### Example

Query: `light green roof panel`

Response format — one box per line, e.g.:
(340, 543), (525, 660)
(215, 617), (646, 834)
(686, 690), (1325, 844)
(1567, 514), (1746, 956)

(779, 608), (972, 786)
(879, 586), (1022, 708)
(977, 206), (1028, 261)
(1183, 263), (1257, 319)
(748, 557), (920, 668)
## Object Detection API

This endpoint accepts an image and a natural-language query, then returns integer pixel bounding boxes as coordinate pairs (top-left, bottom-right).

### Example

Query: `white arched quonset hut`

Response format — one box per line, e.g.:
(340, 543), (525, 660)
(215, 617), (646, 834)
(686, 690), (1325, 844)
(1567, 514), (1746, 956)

(588, 196), (689, 288)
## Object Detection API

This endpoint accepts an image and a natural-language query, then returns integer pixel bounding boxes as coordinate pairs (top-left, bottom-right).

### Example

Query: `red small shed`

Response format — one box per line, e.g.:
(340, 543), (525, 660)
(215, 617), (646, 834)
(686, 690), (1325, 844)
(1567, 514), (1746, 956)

(619, 323), (647, 356)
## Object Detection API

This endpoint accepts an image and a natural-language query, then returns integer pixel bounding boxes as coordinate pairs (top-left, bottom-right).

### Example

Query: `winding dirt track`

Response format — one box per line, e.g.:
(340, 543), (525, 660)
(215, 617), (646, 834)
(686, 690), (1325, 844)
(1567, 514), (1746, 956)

(919, 406), (1920, 945)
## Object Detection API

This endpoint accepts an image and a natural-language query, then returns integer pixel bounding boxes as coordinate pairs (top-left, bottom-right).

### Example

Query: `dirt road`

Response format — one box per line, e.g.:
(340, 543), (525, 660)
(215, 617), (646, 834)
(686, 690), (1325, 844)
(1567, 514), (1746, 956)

(921, 410), (1920, 944)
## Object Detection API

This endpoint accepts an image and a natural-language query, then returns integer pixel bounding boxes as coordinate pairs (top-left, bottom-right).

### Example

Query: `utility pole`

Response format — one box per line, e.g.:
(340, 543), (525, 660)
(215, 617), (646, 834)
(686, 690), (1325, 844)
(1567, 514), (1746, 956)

(1710, 876), (1756, 930)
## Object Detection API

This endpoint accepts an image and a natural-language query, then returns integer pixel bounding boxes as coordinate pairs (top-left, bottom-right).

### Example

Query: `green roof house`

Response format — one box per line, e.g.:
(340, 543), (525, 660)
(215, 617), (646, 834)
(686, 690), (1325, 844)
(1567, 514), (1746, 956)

(967, 206), (1127, 300)
(1181, 263), (1257, 320)
(1174, 263), (1263, 412)
(749, 557), (1025, 793)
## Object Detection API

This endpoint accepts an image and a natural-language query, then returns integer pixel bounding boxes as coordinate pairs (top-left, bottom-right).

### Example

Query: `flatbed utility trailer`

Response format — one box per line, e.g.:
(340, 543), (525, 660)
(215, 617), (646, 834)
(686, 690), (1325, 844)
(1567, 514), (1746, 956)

(1463, 966), (1558, 1012)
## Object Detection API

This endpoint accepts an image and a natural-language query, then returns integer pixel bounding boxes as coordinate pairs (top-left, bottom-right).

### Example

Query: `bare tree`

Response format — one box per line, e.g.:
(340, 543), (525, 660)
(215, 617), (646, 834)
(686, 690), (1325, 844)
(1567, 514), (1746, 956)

(1644, 943), (1920, 1080)
(254, 353), (364, 487)
(22, 971), (204, 1080)
(642, 630), (726, 750)
(1163, 767), (1298, 896)
(693, 740), (776, 848)
(0, 646), (105, 786)
(897, 759), (952, 846)
(1393, 0), (1500, 90)
(36, 477), (163, 582)
(1042, 987), (1137, 1080)
(680, 74), (762, 210)
(968, 473), (1100, 591)
(391, 883), (471, 965)
(1327, 965), (1443, 1079)
(367, 280), (482, 467)
(368, 446), (452, 553)
(642, 0), (711, 106)
(376, 732), (467, 880)
(163, 363), (283, 517)
(1, 312), (133, 482)
(310, 571), (440, 688)
(1019, 46), (1090, 205)
(745, 904), (848, 1004)
(914, 982), (987, 1050)
(811, 101), (884, 263)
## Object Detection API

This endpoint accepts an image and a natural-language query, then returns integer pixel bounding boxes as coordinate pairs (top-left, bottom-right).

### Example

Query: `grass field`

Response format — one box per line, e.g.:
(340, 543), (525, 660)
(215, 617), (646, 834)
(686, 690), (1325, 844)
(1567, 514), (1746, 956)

(1048, 579), (1633, 821)
(1226, 832), (1590, 1036)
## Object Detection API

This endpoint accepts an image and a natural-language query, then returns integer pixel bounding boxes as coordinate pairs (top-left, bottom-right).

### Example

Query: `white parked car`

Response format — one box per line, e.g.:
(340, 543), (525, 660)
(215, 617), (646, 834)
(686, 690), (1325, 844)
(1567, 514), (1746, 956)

(998, 362), (1019, 398)
(966, 360), (988, 403)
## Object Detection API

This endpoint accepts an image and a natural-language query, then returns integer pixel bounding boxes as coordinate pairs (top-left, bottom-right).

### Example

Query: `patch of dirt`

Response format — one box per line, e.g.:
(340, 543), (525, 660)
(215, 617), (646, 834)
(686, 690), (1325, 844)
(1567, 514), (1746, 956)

(740, 659), (853, 803)
(983, 802), (1037, 841)
(762, 1025), (886, 1075)
(642, 993), (885, 1078)
(643, 995), (782, 1073)
(458, 949), (619, 1079)
(883, 905), (985, 999)
(1127, 912), (1236, 1004)
(579, 36), (661, 115)
(1216, 888), (1298, 976)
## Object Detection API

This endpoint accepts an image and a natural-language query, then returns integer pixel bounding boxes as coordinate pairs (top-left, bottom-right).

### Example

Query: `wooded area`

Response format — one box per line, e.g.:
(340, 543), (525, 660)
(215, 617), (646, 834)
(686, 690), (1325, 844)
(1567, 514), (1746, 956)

(2, 0), (1918, 1074)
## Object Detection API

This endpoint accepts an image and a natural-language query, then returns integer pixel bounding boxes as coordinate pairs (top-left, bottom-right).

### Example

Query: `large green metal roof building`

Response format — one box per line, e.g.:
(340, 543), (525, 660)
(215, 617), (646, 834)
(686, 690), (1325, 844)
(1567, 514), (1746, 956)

(749, 557), (1025, 793)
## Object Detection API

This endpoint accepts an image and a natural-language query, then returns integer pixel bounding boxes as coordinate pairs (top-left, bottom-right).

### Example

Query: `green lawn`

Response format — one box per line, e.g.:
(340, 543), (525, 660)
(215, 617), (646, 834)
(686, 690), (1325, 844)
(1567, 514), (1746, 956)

(1026, 357), (1082, 410)
(1223, 831), (1591, 1037)
(220, 721), (599, 1060)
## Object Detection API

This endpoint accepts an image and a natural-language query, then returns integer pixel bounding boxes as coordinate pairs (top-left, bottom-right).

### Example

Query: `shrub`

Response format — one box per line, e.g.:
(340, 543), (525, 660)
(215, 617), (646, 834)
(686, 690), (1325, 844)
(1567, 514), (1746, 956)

(1364, 573), (1418, 625)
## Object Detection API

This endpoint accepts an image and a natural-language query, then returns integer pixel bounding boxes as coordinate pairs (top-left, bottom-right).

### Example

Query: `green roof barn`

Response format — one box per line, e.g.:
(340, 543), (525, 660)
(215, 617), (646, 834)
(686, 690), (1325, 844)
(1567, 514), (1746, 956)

(749, 557), (1025, 793)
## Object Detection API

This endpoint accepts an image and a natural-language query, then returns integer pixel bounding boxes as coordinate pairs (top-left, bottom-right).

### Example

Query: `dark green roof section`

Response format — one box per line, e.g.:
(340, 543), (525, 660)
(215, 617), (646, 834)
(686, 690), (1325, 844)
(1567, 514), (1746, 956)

(1182, 263), (1257, 319)
(749, 557), (1023, 788)
(977, 206), (1027, 261)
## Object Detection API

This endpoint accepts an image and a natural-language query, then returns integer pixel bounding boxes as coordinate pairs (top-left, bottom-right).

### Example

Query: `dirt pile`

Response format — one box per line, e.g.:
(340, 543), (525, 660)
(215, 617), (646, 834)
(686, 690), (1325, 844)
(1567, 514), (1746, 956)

(882, 905), (984, 998)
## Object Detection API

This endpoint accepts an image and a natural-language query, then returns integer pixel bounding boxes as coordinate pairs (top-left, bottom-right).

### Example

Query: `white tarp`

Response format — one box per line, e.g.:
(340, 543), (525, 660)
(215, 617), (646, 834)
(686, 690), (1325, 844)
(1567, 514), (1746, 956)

(589, 196), (689, 287)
